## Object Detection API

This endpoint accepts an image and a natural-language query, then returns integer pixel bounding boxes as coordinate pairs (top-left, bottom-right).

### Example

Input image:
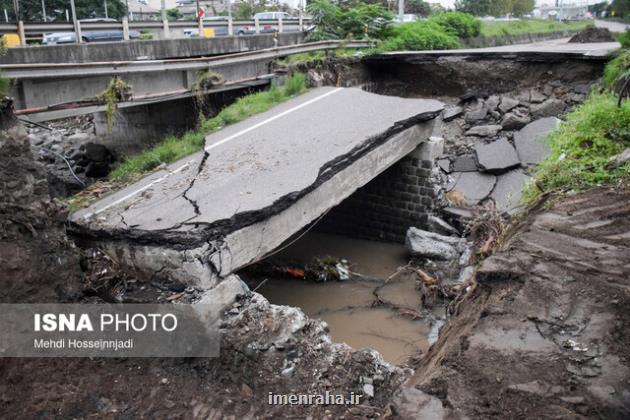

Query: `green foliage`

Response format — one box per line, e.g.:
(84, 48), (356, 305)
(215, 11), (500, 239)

(0, 36), (9, 96)
(603, 50), (630, 89)
(110, 73), (307, 183)
(380, 21), (461, 51)
(455, 0), (535, 17)
(522, 93), (630, 203)
(406, 0), (431, 16)
(610, 0), (630, 18)
(618, 29), (630, 49)
(139, 32), (153, 41)
(166, 8), (183, 21)
(479, 19), (588, 37)
(428, 11), (481, 38)
(0, 0), (127, 21)
(100, 77), (132, 132)
(306, 0), (393, 41)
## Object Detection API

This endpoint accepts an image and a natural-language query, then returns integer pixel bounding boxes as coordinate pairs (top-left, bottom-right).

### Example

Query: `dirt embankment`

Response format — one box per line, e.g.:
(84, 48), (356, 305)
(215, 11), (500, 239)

(394, 186), (630, 419)
(0, 99), (83, 303)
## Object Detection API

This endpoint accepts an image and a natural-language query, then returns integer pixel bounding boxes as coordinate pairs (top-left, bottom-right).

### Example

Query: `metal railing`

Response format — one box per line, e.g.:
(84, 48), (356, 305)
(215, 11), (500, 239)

(0, 17), (312, 45)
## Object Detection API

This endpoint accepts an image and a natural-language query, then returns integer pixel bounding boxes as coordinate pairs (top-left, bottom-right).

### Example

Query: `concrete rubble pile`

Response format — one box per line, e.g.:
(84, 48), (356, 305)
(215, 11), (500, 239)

(436, 83), (582, 223)
(26, 116), (115, 197)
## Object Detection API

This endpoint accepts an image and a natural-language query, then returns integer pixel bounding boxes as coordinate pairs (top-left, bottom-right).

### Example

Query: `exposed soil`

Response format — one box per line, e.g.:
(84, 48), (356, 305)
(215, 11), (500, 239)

(569, 27), (616, 43)
(394, 186), (630, 419)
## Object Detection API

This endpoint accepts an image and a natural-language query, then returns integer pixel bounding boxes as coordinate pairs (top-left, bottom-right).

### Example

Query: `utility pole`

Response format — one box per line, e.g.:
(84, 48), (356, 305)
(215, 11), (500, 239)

(398, 0), (404, 21)
(104, 0), (108, 19)
(69, 0), (81, 42)
(41, 0), (47, 21)
(161, 0), (166, 21)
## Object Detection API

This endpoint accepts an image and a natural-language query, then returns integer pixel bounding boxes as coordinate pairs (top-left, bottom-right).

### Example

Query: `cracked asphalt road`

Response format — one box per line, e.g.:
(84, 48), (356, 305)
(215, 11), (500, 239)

(72, 87), (443, 237)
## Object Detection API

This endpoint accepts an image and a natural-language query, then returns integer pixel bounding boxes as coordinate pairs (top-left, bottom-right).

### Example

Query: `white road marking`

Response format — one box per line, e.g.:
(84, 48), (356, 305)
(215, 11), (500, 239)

(83, 87), (344, 219)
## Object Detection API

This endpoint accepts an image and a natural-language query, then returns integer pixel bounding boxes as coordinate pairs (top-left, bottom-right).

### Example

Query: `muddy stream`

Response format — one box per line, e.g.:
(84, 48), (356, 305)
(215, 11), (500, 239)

(239, 232), (445, 364)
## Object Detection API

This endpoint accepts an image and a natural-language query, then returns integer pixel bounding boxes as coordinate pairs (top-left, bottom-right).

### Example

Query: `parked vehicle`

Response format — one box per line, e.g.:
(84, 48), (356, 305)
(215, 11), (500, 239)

(42, 30), (140, 45)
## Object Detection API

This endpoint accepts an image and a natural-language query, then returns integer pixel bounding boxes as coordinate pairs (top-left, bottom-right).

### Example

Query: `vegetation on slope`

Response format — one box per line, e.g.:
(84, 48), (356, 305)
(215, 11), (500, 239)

(479, 19), (589, 37)
(110, 73), (306, 184)
(522, 55), (630, 204)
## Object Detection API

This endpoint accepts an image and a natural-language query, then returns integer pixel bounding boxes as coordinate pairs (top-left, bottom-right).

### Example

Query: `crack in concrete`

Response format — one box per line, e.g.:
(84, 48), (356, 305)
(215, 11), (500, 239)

(70, 109), (441, 250)
(181, 150), (210, 217)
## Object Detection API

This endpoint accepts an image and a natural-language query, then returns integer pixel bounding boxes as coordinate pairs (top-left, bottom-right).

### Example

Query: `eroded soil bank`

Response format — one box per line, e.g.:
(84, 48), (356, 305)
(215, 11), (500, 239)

(393, 186), (630, 419)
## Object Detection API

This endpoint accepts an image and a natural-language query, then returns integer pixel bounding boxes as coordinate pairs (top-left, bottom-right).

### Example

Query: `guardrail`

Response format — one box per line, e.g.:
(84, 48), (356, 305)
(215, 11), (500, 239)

(0, 17), (312, 45)
(5, 39), (372, 120)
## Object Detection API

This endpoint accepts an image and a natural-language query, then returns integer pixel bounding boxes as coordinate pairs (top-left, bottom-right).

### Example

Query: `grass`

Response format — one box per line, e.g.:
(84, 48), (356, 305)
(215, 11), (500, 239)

(479, 19), (589, 38)
(109, 73), (307, 184)
(521, 92), (630, 204)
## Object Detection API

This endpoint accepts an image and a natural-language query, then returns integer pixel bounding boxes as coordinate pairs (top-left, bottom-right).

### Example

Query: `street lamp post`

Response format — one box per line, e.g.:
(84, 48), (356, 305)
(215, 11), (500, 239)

(69, 0), (81, 43)
(41, 0), (47, 21)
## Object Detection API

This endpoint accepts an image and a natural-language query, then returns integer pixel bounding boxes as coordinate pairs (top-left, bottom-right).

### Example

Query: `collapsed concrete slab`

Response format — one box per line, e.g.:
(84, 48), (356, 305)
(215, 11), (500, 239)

(490, 169), (531, 212)
(514, 117), (561, 164)
(474, 138), (521, 173)
(447, 171), (496, 205)
(70, 88), (443, 285)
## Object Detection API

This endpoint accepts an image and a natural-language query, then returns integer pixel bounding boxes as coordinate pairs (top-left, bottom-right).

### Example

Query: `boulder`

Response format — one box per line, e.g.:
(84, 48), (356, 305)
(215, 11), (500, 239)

(466, 124), (502, 137)
(531, 99), (566, 118)
(448, 171), (496, 204)
(514, 117), (561, 164)
(83, 142), (112, 162)
(465, 107), (488, 123)
(405, 227), (467, 260)
(499, 97), (519, 114)
(485, 95), (500, 111)
(529, 90), (547, 104)
(451, 154), (477, 172)
(474, 138), (520, 173)
(489, 169), (531, 212)
(501, 111), (531, 130)
(443, 106), (463, 122)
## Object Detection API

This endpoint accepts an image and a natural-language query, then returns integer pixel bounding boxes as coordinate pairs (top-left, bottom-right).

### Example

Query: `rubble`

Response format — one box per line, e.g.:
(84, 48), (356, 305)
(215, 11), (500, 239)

(474, 138), (520, 173)
(514, 117), (561, 164)
(405, 227), (469, 261)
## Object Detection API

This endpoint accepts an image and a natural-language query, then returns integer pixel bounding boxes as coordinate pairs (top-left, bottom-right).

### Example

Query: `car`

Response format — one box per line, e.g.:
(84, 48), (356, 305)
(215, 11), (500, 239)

(245, 12), (293, 35)
(42, 30), (140, 44)
(253, 12), (291, 21)
(79, 18), (118, 23)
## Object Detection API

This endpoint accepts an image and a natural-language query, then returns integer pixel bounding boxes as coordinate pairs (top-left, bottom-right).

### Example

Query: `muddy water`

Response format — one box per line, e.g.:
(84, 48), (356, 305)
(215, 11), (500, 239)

(241, 232), (445, 364)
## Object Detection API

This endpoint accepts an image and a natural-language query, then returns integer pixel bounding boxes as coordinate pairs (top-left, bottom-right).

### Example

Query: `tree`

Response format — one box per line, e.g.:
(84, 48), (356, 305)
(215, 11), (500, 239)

(610, 0), (630, 18)
(455, 0), (533, 17)
(0, 0), (127, 22)
(406, 0), (431, 17)
(166, 7), (182, 21)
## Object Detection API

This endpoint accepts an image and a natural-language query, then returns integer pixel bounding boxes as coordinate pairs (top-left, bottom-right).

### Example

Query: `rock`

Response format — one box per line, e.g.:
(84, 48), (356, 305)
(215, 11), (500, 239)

(84, 142), (112, 162)
(447, 171), (496, 204)
(442, 106), (463, 122)
(405, 227), (467, 260)
(499, 97), (519, 114)
(485, 95), (500, 111)
(363, 383), (375, 398)
(465, 106), (487, 123)
(501, 111), (531, 130)
(466, 124), (502, 137)
(451, 154), (477, 172)
(514, 117), (561, 164)
(569, 93), (585, 103)
(85, 162), (110, 178)
(437, 158), (451, 173)
(608, 148), (630, 167)
(67, 132), (92, 143)
(531, 99), (566, 118)
(529, 90), (547, 104)
(427, 215), (459, 236)
(474, 138), (520, 173)
(489, 169), (531, 212)
(573, 84), (591, 95)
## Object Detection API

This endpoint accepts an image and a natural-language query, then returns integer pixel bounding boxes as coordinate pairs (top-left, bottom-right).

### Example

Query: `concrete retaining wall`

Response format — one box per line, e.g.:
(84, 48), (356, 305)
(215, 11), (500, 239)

(317, 138), (444, 243)
(1, 32), (305, 64)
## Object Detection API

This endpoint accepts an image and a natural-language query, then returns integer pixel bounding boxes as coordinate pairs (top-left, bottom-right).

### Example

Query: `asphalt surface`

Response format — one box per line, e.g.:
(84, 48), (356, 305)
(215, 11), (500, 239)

(73, 87), (443, 233)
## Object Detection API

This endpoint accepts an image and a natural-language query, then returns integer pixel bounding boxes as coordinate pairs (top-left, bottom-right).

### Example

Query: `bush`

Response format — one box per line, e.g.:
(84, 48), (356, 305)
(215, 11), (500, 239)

(603, 50), (630, 89)
(428, 11), (480, 38)
(522, 93), (630, 203)
(618, 29), (630, 49)
(306, 0), (393, 40)
(380, 21), (461, 51)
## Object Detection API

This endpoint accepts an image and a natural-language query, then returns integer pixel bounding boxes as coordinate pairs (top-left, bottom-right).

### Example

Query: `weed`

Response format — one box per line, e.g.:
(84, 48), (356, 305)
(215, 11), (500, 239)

(100, 77), (132, 132)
